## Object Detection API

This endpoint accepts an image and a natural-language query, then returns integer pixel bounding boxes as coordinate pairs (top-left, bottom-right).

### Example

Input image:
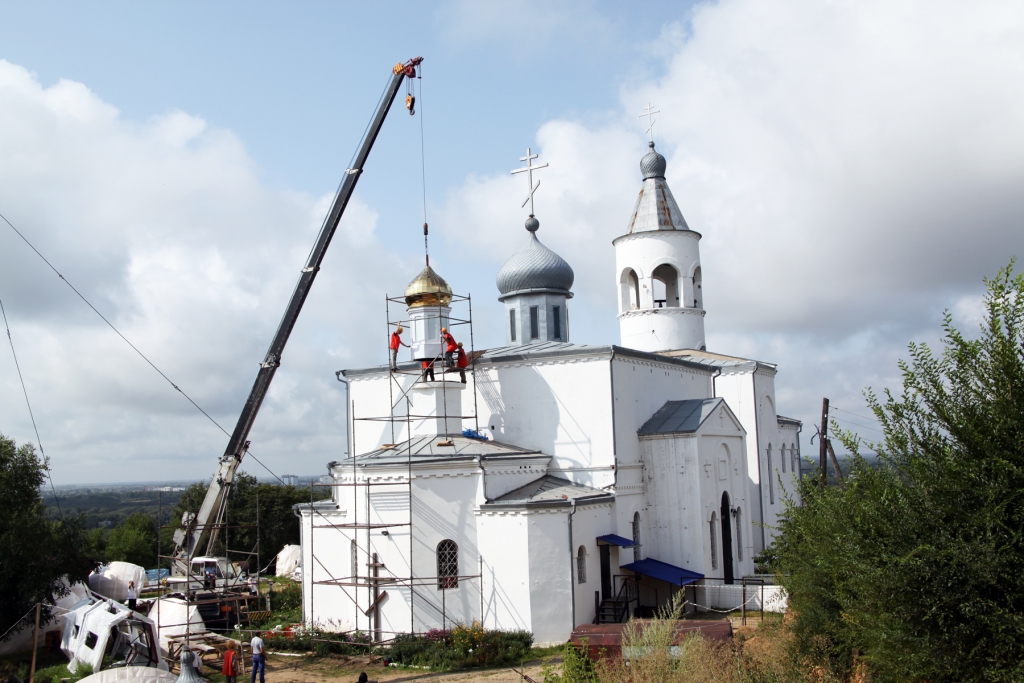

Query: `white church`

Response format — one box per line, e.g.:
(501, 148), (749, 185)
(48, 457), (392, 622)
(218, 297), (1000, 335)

(297, 141), (802, 645)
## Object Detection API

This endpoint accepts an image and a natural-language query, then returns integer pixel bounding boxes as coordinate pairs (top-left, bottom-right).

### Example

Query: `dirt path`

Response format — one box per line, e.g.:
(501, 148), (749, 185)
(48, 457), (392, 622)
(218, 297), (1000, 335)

(259, 653), (553, 683)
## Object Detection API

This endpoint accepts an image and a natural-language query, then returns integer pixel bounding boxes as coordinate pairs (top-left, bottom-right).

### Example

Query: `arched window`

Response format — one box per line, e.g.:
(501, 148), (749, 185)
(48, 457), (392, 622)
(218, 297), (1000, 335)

(632, 512), (642, 562)
(621, 269), (641, 312)
(692, 266), (703, 308)
(577, 546), (587, 584)
(735, 508), (743, 561)
(709, 512), (718, 570)
(767, 444), (775, 504)
(791, 443), (799, 476)
(781, 444), (787, 473)
(651, 264), (680, 308)
(437, 540), (458, 590)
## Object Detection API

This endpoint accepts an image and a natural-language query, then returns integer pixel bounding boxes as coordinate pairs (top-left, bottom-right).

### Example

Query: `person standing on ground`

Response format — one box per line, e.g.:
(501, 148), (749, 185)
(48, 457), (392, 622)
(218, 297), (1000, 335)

(223, 645), (239, 683)
(455, 342), (469, 384)
(441, 327), (457, 366)
(250, 632), (265, 683)
(389, 326), (408, 371)
(126, 581), (137, 610)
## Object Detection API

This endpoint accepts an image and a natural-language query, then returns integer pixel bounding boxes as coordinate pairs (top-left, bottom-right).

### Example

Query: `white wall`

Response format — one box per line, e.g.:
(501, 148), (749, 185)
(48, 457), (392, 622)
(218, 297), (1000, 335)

(527, 509), (573, 646)
(477, 511), (532, 632)
(475, 356), (615, 489)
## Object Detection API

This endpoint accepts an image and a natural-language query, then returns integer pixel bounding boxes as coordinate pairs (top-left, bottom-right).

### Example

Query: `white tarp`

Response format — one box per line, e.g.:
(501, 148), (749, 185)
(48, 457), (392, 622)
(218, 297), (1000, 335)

(89, 562), (146, 602)
(275, 545), (301, 578)
(77, 666), (177, 683)
(151, 597), (206, 654)
(0, 579), (88, 656)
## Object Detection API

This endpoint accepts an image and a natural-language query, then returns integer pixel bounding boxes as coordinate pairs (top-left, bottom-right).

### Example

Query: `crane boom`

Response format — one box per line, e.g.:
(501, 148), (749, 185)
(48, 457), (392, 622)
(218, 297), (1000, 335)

(173, 57), (423, 565)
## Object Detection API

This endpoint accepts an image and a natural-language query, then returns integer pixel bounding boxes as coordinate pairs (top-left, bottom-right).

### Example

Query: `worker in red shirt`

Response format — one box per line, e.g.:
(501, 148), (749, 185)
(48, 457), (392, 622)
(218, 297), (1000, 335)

(389, 325), (408, 371)
(441, 327), (457, 367)
(421, 359), (435, 382)
(455, 342), (469, 383)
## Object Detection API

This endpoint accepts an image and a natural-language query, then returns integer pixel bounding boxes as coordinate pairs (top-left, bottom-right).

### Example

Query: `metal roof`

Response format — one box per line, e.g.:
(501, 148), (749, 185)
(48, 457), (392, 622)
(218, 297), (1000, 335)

(496, 220), (575, 299)
(625, 143), (690, 234)
(620, 558), (704, 586)
(486, 474), (611, 507)
(343, 435), (541, 466)
(777, 414), (802, 426)
(341, 343), (716, 378)
(638, 398), (724, 436)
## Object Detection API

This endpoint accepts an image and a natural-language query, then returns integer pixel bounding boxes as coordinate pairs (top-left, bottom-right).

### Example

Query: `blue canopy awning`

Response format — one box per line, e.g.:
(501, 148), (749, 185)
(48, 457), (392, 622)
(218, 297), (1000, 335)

(596, 534), (639, 548)
(620, 558), (704, 586)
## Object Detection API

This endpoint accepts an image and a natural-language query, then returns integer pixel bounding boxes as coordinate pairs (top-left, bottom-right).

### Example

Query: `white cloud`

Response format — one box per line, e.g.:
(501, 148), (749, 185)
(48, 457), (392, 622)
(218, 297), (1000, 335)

(0, 60), (401, 483)
(438, 0), (1024, 445)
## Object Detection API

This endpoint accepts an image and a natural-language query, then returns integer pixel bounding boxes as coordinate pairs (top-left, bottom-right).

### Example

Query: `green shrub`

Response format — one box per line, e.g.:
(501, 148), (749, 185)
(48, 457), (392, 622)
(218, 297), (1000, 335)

(381, 624), (533, 671)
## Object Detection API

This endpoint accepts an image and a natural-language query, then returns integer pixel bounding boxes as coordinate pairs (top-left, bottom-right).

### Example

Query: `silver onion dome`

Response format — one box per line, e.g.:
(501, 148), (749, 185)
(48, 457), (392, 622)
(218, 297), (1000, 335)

(640, 141), (667, 179)
(496, 216), (574, 297)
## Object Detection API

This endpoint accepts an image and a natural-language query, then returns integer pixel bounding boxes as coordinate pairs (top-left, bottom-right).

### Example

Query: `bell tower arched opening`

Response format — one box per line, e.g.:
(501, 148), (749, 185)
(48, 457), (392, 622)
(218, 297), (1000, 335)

(620, 268), (640, 313)
(652, 264), (680, 308)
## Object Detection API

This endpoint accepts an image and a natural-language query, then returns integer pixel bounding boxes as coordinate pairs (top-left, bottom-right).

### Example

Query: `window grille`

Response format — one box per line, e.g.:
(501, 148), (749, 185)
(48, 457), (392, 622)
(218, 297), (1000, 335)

(632, 512), (641, 562)
(437, 539), (459, 590)
(553, 306), (561, 340)
(509, 309), (516, 342)
(710, 513), (718, 570)
(529, 306), (539, 339)
(577, 546), (586, 584)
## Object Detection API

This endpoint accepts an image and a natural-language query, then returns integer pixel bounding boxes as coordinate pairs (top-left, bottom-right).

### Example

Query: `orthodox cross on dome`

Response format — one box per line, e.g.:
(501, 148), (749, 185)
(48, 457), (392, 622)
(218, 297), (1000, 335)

(511, 147), (548, 215)
(640, 102), (661, 143)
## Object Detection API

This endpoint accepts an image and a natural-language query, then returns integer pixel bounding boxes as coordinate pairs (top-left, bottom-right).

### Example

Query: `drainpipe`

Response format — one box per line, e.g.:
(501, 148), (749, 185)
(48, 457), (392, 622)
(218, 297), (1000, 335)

(711, 366), (721, 397)
(335, 371), (351, 462)
(568, 500), (577, 631)
(752, 372), (766, 552)
(609, 349), (618, 489)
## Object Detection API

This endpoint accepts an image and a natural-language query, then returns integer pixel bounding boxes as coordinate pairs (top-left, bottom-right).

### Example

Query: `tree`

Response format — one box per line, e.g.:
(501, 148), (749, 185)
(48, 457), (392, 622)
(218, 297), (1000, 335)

(169, 473), (325, 571)
(773, 264), (1024, 682)
(0, 435), (92, 640)
(106, 513), (158, 568)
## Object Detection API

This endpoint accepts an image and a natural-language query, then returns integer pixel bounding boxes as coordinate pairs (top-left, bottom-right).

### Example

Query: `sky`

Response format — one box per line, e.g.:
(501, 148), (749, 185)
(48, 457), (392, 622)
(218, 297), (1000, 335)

(1, 0), (1023, 485)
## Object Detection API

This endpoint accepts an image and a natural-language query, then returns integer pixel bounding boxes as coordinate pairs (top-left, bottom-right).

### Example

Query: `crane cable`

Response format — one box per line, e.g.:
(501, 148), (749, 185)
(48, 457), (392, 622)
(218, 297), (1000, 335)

(418, 64), (430, 264)
(0, 210), (291, 486)
(0, 294), (64, 519)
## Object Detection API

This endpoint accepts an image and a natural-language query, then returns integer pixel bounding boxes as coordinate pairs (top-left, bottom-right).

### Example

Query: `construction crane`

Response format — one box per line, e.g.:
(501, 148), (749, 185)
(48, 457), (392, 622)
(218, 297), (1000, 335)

(171, 56), (424, 571)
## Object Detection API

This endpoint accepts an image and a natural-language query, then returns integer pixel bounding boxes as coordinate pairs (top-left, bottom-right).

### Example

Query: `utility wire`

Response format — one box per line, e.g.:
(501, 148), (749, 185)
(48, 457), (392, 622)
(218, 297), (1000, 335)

(0, 209), (231, 440)
(832, 405), (883, 423)
(1, 296), (64, 520)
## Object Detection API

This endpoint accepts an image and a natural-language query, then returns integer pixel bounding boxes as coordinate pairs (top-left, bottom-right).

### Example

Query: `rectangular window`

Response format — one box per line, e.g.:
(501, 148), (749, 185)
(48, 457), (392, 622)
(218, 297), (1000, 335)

(529, 306), (539, 339)
(767, 447), (775, 504)
(553, 306), (561, 340)
(509, 309), (516, 342)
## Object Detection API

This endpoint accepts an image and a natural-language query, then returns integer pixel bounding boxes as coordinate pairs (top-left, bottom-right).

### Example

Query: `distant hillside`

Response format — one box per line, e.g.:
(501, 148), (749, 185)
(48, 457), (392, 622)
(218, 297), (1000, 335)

(44, 487), (185, 529)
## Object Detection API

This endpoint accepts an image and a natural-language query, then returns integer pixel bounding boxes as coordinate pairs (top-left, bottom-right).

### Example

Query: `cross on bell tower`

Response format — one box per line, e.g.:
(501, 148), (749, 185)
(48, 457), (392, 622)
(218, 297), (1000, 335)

(511, 147), (548, 216)
(640, 102), (661, 143)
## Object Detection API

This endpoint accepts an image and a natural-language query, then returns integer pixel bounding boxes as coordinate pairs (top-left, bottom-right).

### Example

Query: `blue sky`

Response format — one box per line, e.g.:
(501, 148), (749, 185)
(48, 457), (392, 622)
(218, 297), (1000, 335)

(2, 0), (1023, 484)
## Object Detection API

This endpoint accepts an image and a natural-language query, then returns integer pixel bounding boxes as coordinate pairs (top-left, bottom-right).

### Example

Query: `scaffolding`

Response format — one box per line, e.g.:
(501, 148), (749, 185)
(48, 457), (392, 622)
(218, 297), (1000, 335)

(308, 291), (485, 642)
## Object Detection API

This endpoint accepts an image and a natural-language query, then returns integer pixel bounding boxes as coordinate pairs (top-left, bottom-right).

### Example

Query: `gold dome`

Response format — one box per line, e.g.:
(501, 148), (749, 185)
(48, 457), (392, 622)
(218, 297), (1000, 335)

(404, 264), (453, 308)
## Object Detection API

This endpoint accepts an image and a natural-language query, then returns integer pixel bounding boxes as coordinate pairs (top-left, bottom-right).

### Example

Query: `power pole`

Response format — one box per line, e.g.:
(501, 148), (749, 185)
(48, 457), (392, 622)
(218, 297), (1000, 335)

(819, 397), (829, 491)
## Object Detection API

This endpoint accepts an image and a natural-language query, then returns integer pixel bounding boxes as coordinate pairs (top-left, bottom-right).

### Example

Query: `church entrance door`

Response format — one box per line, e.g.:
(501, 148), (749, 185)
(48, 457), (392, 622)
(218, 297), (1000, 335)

(600, 545), (612, 600)
(721, 492), (734, 584)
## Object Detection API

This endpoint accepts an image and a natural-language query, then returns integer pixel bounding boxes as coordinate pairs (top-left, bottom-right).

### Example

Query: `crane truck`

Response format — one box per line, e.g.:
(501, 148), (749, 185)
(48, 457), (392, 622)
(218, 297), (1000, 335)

(168, 57), (423, 596)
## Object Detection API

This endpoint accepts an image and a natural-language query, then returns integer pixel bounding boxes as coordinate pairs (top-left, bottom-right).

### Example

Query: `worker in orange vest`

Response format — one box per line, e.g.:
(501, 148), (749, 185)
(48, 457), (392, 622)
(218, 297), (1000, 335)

(441, 327), (457, 367)
(455, 342), (469, 383)
(389, 325), (408, 371)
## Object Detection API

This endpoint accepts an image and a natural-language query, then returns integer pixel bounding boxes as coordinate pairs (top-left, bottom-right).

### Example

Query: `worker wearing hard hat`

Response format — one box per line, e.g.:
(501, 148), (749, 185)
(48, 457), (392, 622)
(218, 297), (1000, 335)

(455, 342), (469, 383)
(389, 326), (409, 372)
(441, 327), (457, 367)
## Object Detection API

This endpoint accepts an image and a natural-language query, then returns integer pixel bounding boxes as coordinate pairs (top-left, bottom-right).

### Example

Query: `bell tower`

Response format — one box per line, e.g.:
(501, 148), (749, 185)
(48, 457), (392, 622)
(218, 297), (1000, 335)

(614, 141), (706, 352)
